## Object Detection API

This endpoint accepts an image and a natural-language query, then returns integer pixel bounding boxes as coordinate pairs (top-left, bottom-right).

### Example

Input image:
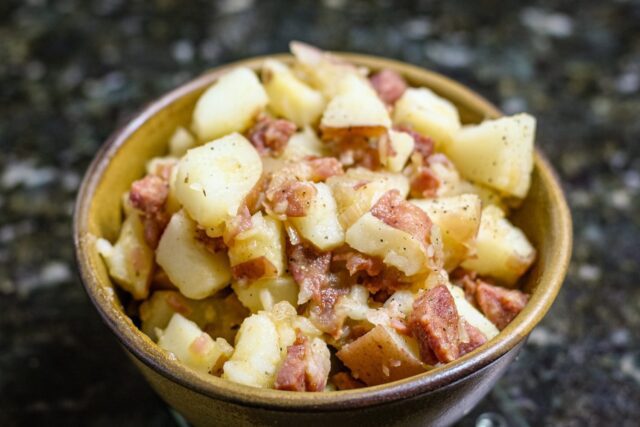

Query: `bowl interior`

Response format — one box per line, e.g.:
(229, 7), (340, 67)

(74, 54), (572, 409)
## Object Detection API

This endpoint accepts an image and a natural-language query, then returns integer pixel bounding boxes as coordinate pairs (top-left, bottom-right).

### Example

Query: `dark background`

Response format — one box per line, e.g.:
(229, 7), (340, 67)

(1, 0), (639, 425)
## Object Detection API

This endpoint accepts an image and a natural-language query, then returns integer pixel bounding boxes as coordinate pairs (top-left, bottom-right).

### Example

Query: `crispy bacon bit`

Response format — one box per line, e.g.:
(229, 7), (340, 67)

(130, 174), (170, 248)
(288, 244), (332, 305)
(362, 267), (407, 296)
(244, 175), (268, 214)
(323, 134), (380, 169)
(369, 69), (407, 105)
(231, 256), (278, 282)
(275, 334), (308, 391)
(331, 372), (365, 390)
(476, 282), (529, 330)
(408, 285), (460, 364)
(223, 204), (253, 245)
(304, 157), (344, 181)
(371, 189), (433, 246)
(458, 320), (487, 356)
(247, 115), (297, 156)
(395, 126), (435, 159)
(195, 229), (226, 253)
(333, 251), (383, 277)
(275, 333), (329, 392)
(270, 181), (317, 217)
(410, 166), (440, 198)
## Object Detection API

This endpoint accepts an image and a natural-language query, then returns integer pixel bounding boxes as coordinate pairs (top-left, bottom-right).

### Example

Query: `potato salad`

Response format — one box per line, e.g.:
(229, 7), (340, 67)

(97, 42), (536, 391)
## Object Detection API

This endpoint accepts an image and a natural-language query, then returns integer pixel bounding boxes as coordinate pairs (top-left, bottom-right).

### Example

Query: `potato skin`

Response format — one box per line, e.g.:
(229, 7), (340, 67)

(336, 325), (425, 386)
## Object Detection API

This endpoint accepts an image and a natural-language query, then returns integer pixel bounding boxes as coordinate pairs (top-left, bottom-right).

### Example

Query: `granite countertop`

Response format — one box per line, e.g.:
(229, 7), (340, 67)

(1, 0), (639, 425)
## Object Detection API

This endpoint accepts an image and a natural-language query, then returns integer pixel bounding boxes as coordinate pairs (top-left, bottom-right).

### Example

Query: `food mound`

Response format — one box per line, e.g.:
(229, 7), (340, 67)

(97, 42), (537, 391)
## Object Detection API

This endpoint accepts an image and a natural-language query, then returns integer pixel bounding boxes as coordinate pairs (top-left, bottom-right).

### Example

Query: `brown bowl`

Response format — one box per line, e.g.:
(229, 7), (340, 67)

(74, 53), (572, 427)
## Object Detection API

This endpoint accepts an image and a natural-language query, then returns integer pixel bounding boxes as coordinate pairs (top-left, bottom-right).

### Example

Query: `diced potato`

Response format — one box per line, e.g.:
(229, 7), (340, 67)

(412, 194), (482, 270)
(461, 205), (536, 286)
(320, 74), (391, 132)
(335, 285), (370, 321)
(289, 182), (344, 251)
(157, 313), (233, 374)
(232, 276), (299, 313)
(280, 127), (329, 161)
(393, 88), (461, 149)
(262, 59), (326, 127)
(174, 133), (262, 228)
(192, 67), (268, 141)
(156, 211), (231, 299)
(96, 212), (153, 300)
(455, 180), (507, 212)
(345, 212), (442, 277)
(327, 168), (409, 229)
(380, 130), (414, 173)
(228, 212), (286, 279)
(168, 126), (197, 157)
(223, 312), (282, 388)
(444, 114), (535, 198)
(448, 285), (499, 340)
(336, 325), (425, 386)
(290, 41), (363, 99)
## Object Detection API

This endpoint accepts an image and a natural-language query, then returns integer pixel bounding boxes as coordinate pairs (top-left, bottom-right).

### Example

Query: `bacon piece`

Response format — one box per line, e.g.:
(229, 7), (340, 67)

(408, 285), (460, 364)
(369, 69), (407, 105)
(331, 372), (365, 390)
(370, 189), (433, 246)
(244, 175), (267, 214)
(362, 267), (408, 296)
(333, 251), (383, 277)
(269, 181), (317, 217)
(450, 268), (479, 306)
(458, 320), (487, 356)
(223, 204), (253, 245)
(231, 256), (278, 282)
(476, 282), (529, 330)
(395, 126), (435, 159)
(247, 115), (296, 156)
(304, 157), (344, 181)
(410, 166), (440, 198)
(129, 174), (171, 248)
(194, 229), (226, 253)
(275, 335), (308, 391)
(166, 292), (193, 316)
(288, 244), (332, 305)
(323, 134), (380, 169)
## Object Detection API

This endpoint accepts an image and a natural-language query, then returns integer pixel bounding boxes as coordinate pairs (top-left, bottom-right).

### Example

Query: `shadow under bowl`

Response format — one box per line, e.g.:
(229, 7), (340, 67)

(74, 53), (572, 427)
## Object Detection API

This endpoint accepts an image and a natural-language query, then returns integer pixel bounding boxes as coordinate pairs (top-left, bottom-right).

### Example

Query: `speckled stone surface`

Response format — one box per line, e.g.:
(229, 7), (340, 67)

(1, 0), (639, 425)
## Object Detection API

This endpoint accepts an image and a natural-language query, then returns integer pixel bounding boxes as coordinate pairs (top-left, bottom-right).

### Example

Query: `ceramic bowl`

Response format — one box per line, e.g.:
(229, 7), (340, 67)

(74, 53), (572, 427)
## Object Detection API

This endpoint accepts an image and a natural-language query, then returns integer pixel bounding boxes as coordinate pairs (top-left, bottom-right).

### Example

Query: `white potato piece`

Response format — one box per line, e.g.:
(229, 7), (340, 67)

(223, 313), (282, 388)
(280, 127), (329, 161)
(320, 73), (391, 131)
(336, 325), (425, 386)
(448, 285), (499, 341)
(96, 212), (153, 300)
(168, 126), (197, 157)
(232, 276), (299, 313)
(289, 182), (344, 251)
(192, 67), (268, 141)
(156, 211), (231, 299)
(157, 313), (233, 374)
(335, 285), (370, 321)
(327, 168), (409, 229)
(345, 212), (441, 277)
(262, 59), (326, 127)
(445, 114), (535, 198)
(228, 212), (286, 279)
(380, 130), (414, 173)
(412, 194), (482, 270)
(393, 88), (461, 149)
(461, 205), (536, 286)
(174, 133), (262, 228)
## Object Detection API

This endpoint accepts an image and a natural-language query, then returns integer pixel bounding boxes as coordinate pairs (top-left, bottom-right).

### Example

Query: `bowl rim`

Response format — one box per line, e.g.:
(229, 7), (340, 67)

(74, 52), (572, 411)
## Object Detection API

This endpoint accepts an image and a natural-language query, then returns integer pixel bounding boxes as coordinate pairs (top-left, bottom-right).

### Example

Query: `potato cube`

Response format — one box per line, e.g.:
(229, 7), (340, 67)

(168, 126), (197, 157)
(393, 88), (461, 149)
(412, 194), (482, 270)
(157, 313), (233, 374)
(280, 127), (329, 161)
(380, 130), (414, 173)
(336, 325), (425, 386)
(156, 210), (231, 299)
(461, 205), (536, 286)
(289, 182), (344, 251)
(232, 276), (299, 313)
(174, 133), (262, 228)
(448, 285), (499, 341)
(192, 67), (268, 141)
(96, 212), (154, 300)
(262, 59), (326, 127)
(445, 114), (535, 198)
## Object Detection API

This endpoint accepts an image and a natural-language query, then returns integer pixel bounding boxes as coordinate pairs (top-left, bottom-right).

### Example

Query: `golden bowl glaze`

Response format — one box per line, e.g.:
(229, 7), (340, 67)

(74, 54), (572, 427)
